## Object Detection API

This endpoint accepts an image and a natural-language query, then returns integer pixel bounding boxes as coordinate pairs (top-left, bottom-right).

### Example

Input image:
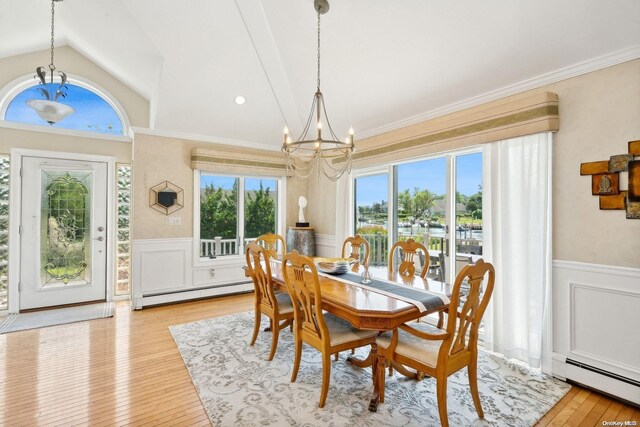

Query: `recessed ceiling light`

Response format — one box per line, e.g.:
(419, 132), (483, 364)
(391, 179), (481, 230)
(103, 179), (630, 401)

(234, 95), (246, 105)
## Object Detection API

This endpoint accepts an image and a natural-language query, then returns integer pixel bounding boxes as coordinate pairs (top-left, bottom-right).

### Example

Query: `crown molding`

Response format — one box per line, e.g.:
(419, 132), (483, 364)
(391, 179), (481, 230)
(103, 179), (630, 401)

(131, 127), (280, 152)
(358, 44), (640, 140)
(0, 120), (131, 142)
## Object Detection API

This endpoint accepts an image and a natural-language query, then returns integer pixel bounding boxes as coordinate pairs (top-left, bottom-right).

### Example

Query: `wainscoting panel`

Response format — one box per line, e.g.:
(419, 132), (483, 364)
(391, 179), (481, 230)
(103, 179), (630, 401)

(315, 234), (336, 257)
(132, 239), (192, 307)
(553, 260), (640, 404)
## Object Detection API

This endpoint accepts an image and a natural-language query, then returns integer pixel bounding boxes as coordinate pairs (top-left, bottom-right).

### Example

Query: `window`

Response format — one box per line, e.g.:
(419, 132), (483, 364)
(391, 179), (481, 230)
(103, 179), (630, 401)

(199, 173), (280, 258)
(0, 155), (9, 310)
(2, 82), (126, 135)
(352, 149), (483, 282)
(116, 165), (131, 296)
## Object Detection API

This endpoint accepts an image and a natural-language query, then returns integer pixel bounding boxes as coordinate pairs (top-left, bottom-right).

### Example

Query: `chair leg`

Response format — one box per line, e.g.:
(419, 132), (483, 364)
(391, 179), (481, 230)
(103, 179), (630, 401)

(437, 311), (444, 329)
(267, 319), (280, 361)
(250, 310), (261, 346)
(436, 376), (449, 427)
(291, 335), (302, 383)
(468, 361), (484, 418)
(334, 352), (339, 361)
(319, 353), (331, 408)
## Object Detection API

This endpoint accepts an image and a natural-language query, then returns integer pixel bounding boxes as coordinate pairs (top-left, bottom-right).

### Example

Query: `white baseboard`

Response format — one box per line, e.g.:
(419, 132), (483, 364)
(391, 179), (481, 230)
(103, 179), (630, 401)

(136, 282), (253, 308)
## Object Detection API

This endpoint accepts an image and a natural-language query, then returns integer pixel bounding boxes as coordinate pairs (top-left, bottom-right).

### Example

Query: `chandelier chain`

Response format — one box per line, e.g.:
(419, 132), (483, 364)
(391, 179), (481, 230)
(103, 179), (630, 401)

(317, 12), (321, 91)
(49, 0), (56, 71)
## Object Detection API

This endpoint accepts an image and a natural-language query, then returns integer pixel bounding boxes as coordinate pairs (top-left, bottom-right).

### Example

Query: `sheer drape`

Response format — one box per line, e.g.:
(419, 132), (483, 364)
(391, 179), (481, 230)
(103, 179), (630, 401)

(335, 174), (352, 251)
(482, 132), (553, 370)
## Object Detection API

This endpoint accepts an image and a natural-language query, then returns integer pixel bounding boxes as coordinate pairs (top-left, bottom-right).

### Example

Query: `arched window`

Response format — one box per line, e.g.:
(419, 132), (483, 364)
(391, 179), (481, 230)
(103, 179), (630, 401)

(0, 75), (129, 136)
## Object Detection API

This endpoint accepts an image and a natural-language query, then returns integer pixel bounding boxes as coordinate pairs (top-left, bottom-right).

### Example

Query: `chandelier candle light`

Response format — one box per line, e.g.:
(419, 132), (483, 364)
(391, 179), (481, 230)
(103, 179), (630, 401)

(27, 0), (74, 125)
(282, 0), (354, 181)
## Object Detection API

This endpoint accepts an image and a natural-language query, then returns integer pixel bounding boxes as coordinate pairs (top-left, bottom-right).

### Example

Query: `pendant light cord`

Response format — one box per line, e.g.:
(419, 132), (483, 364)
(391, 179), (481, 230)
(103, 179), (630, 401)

(317, 12), (321, 91)
(49, 0), (56, 72)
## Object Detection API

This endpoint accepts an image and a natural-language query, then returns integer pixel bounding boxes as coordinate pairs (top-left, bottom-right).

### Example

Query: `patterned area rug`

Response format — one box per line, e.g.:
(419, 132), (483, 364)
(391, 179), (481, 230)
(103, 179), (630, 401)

(170, 311), (570, 426)
(0, 302), (113, 334)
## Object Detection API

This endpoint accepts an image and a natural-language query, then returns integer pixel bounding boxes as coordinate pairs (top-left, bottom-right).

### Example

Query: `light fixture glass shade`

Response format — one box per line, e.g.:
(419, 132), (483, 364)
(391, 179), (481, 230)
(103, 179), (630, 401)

(26, 99), (75, 125)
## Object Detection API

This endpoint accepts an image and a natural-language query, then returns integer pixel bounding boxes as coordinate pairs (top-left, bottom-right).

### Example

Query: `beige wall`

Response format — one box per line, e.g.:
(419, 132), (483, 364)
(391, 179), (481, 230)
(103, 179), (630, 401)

(300, 59), (640, 268)
(543, 60), (640, 267)
(304, 174), (337, 236)
(0, 46), (149, 128)
(0, 126), (132, 162)
(132, 133), (291, 240)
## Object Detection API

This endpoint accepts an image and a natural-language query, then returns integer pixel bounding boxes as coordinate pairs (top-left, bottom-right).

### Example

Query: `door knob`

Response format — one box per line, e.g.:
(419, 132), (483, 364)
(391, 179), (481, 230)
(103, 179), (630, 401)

(94, 236), (104, 241)
(97, 226), (104, 232)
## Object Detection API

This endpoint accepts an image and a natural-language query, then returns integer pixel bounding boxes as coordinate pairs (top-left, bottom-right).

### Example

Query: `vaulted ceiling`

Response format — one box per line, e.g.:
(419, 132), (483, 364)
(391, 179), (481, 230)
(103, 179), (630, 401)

(1, 0), (639, 150)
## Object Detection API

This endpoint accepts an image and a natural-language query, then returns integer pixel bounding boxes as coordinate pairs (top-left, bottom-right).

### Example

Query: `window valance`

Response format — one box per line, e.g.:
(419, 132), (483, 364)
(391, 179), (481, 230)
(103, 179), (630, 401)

(338, 91), (558, 169)
(191, 147), (288, 177)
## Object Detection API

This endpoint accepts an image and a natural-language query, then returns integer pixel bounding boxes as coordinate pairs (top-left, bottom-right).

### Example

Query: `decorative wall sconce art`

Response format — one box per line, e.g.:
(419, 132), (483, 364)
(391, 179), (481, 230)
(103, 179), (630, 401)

(149, 181), (184, 215)
(581, 140), (640, 219)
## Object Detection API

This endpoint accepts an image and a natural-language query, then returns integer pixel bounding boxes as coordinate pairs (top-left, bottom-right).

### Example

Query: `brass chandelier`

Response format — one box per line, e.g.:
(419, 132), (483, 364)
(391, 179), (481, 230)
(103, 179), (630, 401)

(282, 0), (354, 181)
(27, 0), (74, 125)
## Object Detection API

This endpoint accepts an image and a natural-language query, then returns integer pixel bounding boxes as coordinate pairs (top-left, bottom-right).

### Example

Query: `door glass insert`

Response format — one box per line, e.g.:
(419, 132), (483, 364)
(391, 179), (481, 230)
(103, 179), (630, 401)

(41, 171), (92, 287)
(455, 153), (483, 277)
(354, 173), (389, 267)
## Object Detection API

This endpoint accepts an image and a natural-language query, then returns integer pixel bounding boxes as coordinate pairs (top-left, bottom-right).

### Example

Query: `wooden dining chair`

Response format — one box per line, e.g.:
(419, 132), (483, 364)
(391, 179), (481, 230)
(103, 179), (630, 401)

(282, 250), (379, 408)
(376, 259), (495, 427)
(255, 232), (286, 260)
(245, 242), (294, 361)
(341, 234), (370, 271)
(388, 238), (429, 279)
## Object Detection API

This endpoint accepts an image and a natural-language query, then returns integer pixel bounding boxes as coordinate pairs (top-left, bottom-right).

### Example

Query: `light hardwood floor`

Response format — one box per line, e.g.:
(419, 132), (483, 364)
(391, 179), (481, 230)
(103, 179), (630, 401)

(0, 296), (637, 426)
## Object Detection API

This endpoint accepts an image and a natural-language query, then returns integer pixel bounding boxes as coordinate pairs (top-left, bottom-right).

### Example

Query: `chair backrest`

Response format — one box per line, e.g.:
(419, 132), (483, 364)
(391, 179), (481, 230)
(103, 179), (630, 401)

(245, 242), (278, 311)
(255, 233), (286, 260)
(440, 259), (495, 358)
(282, 250), (329, 345)
(388, 238), (429, 278)
(341, 234), (371, 270)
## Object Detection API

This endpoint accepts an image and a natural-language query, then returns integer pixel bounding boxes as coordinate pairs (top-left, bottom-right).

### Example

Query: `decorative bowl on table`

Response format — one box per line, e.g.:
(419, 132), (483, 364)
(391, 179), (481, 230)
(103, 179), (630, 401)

(314, 257), (354, 274)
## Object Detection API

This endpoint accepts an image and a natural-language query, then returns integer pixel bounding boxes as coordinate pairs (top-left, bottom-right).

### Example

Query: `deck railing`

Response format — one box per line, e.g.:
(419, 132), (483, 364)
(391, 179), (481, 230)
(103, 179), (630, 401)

(200, 237), (258, 258)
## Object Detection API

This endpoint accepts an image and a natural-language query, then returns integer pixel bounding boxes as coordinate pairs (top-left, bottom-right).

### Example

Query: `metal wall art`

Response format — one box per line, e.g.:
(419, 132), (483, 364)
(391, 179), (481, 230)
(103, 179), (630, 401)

(581, 139), (640, 219)
(149, 181), (184, 215)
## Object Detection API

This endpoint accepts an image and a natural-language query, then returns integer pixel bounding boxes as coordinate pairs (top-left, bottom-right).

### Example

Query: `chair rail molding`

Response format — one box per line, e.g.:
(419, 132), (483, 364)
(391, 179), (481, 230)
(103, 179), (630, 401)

(552, 259), (640, 404)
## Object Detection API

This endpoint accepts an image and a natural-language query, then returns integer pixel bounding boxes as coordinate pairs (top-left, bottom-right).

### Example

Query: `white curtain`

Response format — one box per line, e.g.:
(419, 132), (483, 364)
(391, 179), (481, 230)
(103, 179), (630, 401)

(334, 173), (352, 256)
(482, 132), (553, 371)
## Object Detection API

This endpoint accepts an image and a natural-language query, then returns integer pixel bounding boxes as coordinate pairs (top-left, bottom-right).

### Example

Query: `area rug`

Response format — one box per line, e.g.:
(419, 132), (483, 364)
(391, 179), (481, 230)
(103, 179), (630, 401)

(170, 312), (570, 426)
(0, 302), (113, 334)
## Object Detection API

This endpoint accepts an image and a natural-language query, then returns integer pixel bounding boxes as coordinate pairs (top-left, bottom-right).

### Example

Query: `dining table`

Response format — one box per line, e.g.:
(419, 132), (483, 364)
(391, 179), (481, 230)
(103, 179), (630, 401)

(266, 259), (453, 412)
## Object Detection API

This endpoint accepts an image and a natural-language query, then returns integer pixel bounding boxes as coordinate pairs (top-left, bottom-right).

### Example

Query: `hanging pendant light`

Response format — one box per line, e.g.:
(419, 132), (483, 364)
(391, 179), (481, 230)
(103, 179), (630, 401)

(282, 0), (354, 182)
(27, 0), (74, 125)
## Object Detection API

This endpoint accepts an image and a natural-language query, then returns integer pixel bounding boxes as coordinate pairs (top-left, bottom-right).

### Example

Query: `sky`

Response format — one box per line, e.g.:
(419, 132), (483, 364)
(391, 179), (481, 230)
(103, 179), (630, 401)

(355, 152), (482, 207)
(5, 84), (123, 134)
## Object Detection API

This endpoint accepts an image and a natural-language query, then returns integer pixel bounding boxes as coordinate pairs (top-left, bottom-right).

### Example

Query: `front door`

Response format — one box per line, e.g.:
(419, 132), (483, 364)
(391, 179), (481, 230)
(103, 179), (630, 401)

(19, 156), (108, 310)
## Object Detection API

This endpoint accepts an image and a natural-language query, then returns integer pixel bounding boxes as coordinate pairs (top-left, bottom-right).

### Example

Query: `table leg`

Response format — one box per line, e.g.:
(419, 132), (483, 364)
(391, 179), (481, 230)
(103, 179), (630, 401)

(368, 343), (380, 412)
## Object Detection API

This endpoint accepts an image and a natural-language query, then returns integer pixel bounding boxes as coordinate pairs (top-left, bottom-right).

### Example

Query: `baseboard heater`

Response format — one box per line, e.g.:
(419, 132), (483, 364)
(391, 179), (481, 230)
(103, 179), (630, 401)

(566, 358), (640, 406)
(566, 358), (640, 388)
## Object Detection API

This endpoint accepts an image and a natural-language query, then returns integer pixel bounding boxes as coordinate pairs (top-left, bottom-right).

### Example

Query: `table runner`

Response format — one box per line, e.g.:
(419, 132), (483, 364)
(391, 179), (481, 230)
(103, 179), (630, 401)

(322, 271), (449, 313)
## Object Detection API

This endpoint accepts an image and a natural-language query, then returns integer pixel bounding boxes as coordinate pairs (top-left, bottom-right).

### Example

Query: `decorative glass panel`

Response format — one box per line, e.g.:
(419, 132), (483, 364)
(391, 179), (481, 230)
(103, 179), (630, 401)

(0, 156), (9, 310)
(116, 165), (131, 295)
(40, 171), (92, 287)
